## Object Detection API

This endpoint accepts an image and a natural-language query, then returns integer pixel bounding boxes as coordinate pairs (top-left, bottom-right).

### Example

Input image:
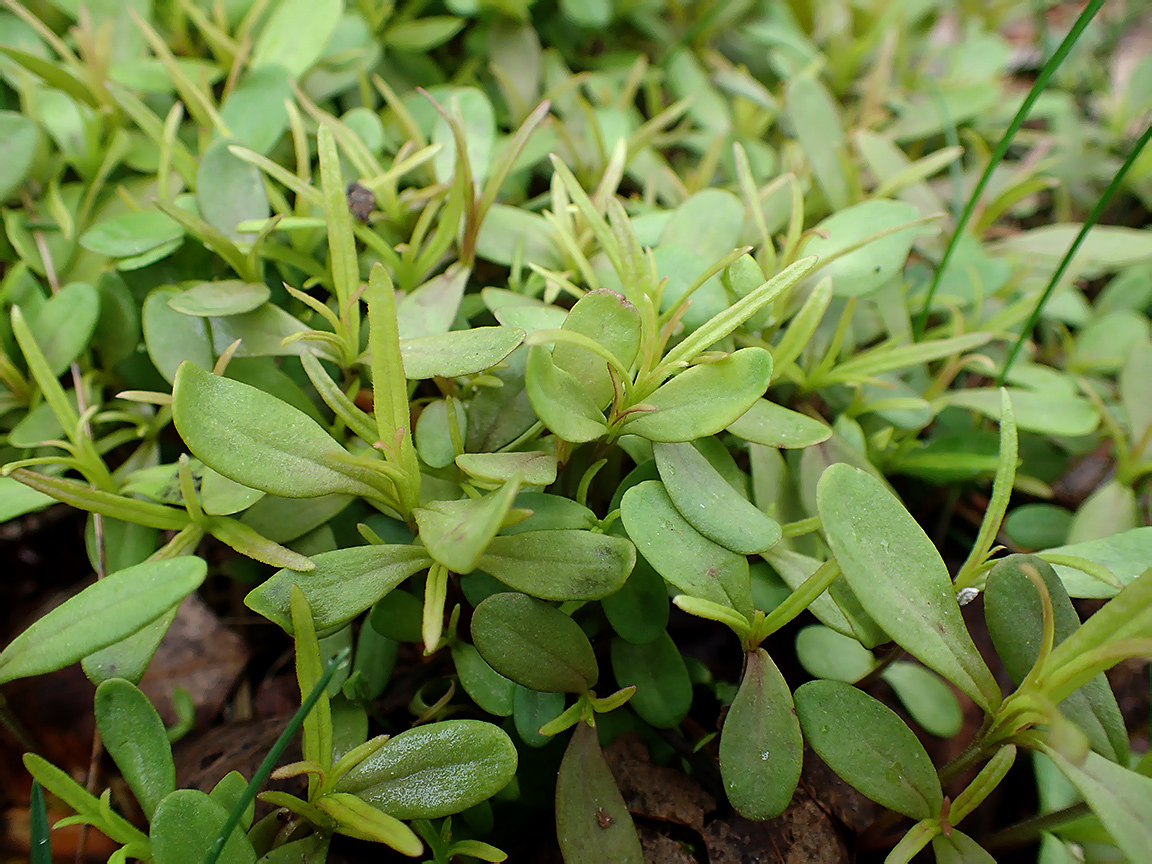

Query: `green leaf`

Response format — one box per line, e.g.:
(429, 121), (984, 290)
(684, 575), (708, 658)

(79, 210), (184, 258)
(942, 388), (1098, 438)
(452, 641), (516, 716)
(249, 0), (343, 77)
(386, 16), (466, 52)
(601, 552), (669, 644)
(930, 830), (997, 864)
(208, 772), (253, 832)
(881, 663), (964, 739)
(197, 138), (270, 242)
(23, 754), (146, 848)
(610, 632), (691, 729)
(513, 685), (566, 747)
(151, 789), (257, 864)
(94, 679), (175, 821)
(719, 648), (803, 819)
(28, 282), (100, 376)
(805, 200), (930, 297)
(456, 452), (557, 486)
(985, 555), (1127, 761)
(784, 73), (849, 211)
(289, 586), (332, 799)
(555, 721), (643, 864)
(726, 399), (832, 449)
(620, 481), (753, 618)
(432, 87), (495, 187)
(525, 344), (609, 443)
(168, 281), (271, 317)
(315, 793), (422, 855)
(655, 441), (781, 555)
(414, 479), (521, 575)
(625, 349), (773, 442)
(1043, 748), (1152, 863)
(817, 464), (1001, 712)
(471, 593), (597, 692)
(333, 719), (517, 819)
(0, 557), (206, 685)
(794, 680), (943, 819)
(1040, 527), (1152, 598)
(245, 545), (433, 634)
(552, 289), (642, 408)
(476, 530), (636, 601)
(400, 327), (525, 379)
(218, 66), (293, 155)
(0, 477), (55, 522)
(0, 110), (40, 201)
(172, 362), (384, 501)
(143, 287), (215, 383)
(476, 205), (562, 269)
(795, 625), (876, 683)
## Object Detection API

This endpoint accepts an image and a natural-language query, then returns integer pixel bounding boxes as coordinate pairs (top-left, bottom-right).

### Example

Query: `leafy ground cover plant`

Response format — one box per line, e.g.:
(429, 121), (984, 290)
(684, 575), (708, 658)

(0, 0), (1150, 861)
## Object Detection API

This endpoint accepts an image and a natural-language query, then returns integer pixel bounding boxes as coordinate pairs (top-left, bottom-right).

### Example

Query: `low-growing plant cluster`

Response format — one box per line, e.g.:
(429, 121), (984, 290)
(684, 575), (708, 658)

(1, 0), (1150, 861)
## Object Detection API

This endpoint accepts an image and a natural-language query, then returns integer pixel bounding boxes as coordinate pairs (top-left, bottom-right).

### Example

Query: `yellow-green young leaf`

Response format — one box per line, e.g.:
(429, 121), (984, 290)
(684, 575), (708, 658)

(94, 679), (175, 821)
(626, 348), (772, 442)
(718, 648), (802, 819)
(150, 789), (257, 864)
(610, 633), (691, 729)
(333, 719), (517, 819)
(471, 593), (597, 693)
(816, 464), (1001, 712)
(0, 557), (206, 685)
(654, 441), (781, 555)
(1042, 748), (1152, 863)
(794, 680), (942, 820)
(620, 481), (753, 618)
(552, 289), (642, 407)
(23, 753), (147, 848)
(400, 327), (525, 379)
(414, 478), (521, 575)
(949, 745), (1016, 825)
(171, 362), (381, 500)
(245, 545), (433, 634)
(985, 555), (1128, 762)
(290, 586), (332, 795)
(726, 399), (832, 449)
(930, 830), (997, 864)
(525, 345), (608, 443)
(456, 452), (557, 486)
(476, 530), (636, 601)
(208, 772), (253, 832)
(555, 721), (643, 864)
(316, 793), (422, 856)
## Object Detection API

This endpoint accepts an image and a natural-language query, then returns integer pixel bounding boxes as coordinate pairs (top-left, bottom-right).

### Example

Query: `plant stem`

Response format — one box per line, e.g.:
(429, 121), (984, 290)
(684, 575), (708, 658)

(981, 801), (1091, 852)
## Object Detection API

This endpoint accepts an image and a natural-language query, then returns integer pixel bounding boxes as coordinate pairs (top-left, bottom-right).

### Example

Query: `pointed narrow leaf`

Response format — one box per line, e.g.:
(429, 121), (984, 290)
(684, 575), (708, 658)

(817, 464), (1000, 711)
(245, 546), (432, 634)
(333, 719), (517, 819)
(655, 441), (781, 554)
(471, 593), (597, 692)
(795, 680), (942, 819)
(414, 479), (521, 574)
(476, 530), (635, 600)
(626, 348), (772, 442)
(555, 721), (643, 864)
(0, 558), (206, 685)
(316, 793), (422, 855)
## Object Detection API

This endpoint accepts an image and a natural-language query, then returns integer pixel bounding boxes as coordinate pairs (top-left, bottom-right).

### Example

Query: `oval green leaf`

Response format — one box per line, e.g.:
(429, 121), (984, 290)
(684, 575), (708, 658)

(525, 345), (608, 443)
(471, 593), (597, 693)
(655, 441), (781, 554)
(553, 289), (642, 408)
(476, 529), (636, 601)
(718, 648), (803, 820)
(143, 287), (214, 383)
(610, 632), (691, 729)
(167, 281), (271, 317)
(400, 326), (525, 379)
(805, 200), (928, 297)
(794, 680), (942, 819)
(197, 138), (270, 242)
(816, 464), (1000, 712)
(452, 641), (516, 717)
(333, 719), (517, 819)
(150, 789), (256, 864)
(601, 552), (669, 645)
(726, 398), (832, 449)
(29, 282), (100, 376)
(625, 348), (773, 442)
(79, 210), (184, 258)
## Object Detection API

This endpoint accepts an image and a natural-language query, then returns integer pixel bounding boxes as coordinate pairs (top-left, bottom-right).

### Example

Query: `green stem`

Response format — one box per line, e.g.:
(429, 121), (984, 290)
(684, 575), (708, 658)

(981, 801), (1091, 852)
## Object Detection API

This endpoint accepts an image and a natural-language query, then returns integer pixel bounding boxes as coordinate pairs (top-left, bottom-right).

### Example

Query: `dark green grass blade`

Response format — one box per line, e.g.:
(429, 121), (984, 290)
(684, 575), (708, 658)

(30, 780), (51, 864)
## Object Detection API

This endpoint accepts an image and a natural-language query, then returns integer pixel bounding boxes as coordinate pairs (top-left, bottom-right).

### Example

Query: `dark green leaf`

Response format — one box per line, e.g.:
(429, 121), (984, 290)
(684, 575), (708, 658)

(610, 633), (691, 729)
(94, 679), (175, 820)
(719, 649), (803, 819)
(471, 593), (597, 692)
(452, 641), (516, 716)
(477, 530), (636, 601)
(794, 680), (942, 819)
(601, 553), (669, 645)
